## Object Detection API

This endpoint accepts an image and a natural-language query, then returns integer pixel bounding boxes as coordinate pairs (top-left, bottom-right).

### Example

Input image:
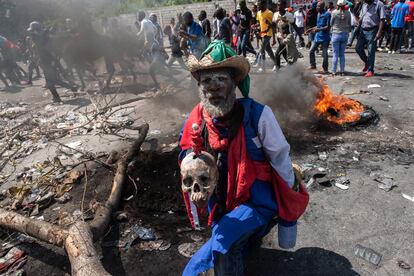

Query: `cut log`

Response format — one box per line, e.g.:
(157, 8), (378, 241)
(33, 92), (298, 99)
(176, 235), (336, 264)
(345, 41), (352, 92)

(90, 123), (148, 240)
(0, 209), (68, 247)
(65, 221), (110, 276)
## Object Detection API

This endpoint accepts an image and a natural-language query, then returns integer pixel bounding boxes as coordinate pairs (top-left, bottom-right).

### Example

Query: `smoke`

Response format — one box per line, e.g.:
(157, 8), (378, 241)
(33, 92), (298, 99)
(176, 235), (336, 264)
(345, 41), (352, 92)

(155, 64), (322, 130)
(7, 0), (322, 129)
(250, 64), (322, 127)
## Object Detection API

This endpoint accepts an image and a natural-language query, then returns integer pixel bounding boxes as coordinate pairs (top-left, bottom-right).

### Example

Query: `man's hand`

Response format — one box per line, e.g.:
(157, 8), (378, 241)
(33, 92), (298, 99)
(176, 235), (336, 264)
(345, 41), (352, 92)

(179, 30), (189, 38)
(375, 32), (381, 41)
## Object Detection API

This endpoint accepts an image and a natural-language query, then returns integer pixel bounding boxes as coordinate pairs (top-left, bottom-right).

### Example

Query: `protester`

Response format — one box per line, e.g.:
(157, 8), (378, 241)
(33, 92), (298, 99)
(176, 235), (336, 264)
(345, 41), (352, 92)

(404, 0), (414, 49)
(355, 0), (385, 77)
(24, 35), (41, 85)
(169, 17), (178, 35)
(137, 11), (157, 49)
(181, 40), (308, 276)
(251, 3), (262, 49)
(0, 35), (20, 86)
(328, 1), (335, 13)
(230, 9), (241, 48)
(149, 14), (164, 48)
(198, 10), (211, 43)
(294, 7), (306, 47)
(256, 0), (277, 72)
(214, 7), (232, 45)
(272, 0), (296, 70)
(27, 22), (78, 103)
(347, 2), (360, 46)
(331, 0), (352, 75)
(238, 0), (257, 57)
(378, 3), (392, 50)
(389, 0), (409, 53)
(212, 11), (219, 38)
(275, 23), (303, 70)
(179, 11), (207, 59)
(163, 24), (186, 69)
(285, 7), (296, 30)
(309, 1), (331, 73)
(305, 1), (318, 48)
(273, 0), (295, 29)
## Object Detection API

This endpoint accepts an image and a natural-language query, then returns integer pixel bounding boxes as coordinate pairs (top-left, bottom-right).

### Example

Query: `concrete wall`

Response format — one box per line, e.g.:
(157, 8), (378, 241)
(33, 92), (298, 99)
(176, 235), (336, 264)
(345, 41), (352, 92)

(114, 0), (237, 28)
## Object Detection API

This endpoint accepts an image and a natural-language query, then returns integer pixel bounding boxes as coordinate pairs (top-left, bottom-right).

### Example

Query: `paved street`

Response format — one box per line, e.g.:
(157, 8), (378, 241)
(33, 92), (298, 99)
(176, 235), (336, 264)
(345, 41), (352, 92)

(1, 45), (413, 275)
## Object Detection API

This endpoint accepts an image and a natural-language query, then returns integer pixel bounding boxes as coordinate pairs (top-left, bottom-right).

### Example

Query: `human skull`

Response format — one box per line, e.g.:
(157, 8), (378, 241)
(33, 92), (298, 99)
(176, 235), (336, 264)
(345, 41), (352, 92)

(180, 151), (219, 208)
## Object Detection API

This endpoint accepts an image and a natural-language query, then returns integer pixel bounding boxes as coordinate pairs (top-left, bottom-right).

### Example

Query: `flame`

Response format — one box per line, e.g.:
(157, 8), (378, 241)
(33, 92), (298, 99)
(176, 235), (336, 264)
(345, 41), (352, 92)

(314, 82), (364, 125)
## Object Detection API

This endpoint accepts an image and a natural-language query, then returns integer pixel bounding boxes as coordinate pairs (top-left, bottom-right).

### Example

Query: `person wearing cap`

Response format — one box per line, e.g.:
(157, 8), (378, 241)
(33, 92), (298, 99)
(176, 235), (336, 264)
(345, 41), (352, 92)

(331, 0), (352, 75)
(27, 21), (78, 103)
(179, 41), (309, 276)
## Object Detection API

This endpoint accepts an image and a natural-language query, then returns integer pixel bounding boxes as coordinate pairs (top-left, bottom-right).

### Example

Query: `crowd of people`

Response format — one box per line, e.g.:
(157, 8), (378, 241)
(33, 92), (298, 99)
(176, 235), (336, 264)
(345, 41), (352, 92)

(163, 0), (413, 77)
(0, 0), (413, 103)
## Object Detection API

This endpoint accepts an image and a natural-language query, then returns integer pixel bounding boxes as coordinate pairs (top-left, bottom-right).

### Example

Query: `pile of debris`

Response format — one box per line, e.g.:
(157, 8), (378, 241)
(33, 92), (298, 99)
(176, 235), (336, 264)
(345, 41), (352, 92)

(0, 96), (141, 185)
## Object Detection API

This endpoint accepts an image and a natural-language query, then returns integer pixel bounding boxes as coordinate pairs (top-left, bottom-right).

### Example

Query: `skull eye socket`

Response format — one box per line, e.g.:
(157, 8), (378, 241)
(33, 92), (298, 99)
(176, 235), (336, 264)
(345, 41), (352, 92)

(199, 175), (209, 182)
(183, 176), (193, 187)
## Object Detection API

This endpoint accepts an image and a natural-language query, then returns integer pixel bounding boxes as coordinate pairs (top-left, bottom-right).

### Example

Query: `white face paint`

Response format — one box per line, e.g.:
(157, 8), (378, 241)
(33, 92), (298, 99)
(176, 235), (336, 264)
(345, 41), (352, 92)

(180, 151), (219, 208)
(198, 69), (237, 118)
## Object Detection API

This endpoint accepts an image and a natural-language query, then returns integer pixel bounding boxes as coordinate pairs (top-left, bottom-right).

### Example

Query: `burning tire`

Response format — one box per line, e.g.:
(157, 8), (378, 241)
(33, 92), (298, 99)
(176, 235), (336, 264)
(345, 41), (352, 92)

(314, 82), (380, 129)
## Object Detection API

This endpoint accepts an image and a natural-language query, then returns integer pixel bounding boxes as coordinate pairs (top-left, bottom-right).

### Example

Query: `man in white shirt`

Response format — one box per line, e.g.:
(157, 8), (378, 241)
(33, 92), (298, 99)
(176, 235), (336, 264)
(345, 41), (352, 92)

(136, 11), (156, 48)
(294, 7), (306, 47)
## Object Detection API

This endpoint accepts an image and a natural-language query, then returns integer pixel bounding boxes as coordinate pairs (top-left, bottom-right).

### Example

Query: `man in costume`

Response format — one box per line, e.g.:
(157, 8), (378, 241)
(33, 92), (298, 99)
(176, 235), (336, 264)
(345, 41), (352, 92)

(178, 41), (309, 275)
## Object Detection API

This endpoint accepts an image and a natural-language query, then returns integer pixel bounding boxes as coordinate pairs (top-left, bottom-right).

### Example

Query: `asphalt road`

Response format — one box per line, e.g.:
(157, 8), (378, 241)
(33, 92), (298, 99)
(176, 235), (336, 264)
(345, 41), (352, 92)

(1, 46), (413, 276)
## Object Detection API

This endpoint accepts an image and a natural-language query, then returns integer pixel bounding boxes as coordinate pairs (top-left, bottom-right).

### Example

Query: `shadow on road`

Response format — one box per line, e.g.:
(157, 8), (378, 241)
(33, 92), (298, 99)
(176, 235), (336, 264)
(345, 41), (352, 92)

(246, 247), (359, 276)
(62, 97), (92, 108)
(1, 85), (23, 93)
(374, 72), (413, 79)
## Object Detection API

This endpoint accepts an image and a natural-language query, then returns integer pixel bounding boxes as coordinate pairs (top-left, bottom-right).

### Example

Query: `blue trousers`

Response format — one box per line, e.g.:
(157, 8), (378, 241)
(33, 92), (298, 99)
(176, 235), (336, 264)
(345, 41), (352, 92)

(238, 29), (257, 57)
(332, 32), (349, 73)
(309, 40), (329, 71)
(355, 27), (378, 73)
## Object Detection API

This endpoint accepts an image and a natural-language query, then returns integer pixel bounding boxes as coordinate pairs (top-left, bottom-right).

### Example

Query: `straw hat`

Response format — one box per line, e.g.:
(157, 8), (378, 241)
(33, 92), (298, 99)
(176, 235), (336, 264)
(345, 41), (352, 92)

(187, 40), (251, 97)
(187, 47), (250, 85)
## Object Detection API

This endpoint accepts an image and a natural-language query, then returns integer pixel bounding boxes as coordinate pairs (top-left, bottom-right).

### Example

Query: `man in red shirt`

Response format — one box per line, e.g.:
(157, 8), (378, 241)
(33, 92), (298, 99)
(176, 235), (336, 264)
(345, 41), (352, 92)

(404, 0), (414, 49)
